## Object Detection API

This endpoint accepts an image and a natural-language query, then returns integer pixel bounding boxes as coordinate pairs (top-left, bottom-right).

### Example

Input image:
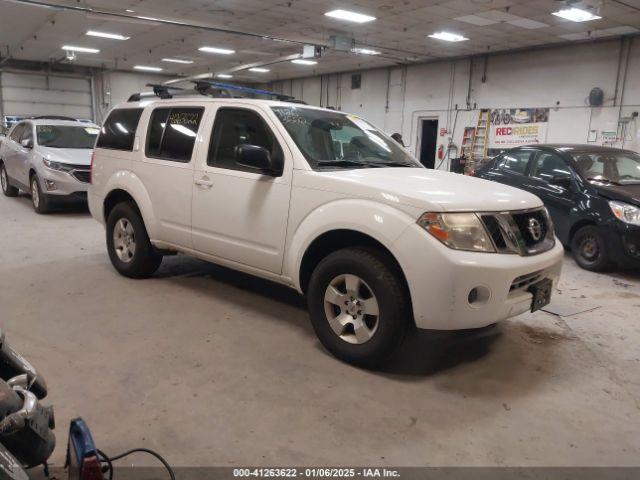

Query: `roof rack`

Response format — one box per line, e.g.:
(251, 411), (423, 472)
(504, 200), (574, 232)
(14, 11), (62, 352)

(127, 81), (307, 104)
(30, 115), (78, 121)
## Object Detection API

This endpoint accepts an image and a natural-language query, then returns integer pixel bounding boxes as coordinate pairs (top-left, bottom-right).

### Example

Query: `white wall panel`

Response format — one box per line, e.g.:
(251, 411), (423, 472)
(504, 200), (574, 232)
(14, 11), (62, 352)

(272, 38), (640, 164)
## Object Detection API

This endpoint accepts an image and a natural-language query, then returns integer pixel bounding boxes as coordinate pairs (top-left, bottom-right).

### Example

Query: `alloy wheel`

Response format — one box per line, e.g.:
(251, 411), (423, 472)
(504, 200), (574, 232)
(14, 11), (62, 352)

(31, 178), (40, 208)
(1, 168), (7, 192)
(323, 273), (380, 345)
(113, 218), (136, 263)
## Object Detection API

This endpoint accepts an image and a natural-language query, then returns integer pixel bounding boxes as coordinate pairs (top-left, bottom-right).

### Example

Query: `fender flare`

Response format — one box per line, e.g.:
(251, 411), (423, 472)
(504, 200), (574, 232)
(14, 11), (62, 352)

(284, 198), (417, 291)
(101, 171), (158, 239)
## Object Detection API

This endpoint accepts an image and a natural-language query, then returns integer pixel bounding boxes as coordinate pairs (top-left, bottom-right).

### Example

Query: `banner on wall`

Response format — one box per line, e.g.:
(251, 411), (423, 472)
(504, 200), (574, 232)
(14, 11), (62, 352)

(488, 108), (550, 148)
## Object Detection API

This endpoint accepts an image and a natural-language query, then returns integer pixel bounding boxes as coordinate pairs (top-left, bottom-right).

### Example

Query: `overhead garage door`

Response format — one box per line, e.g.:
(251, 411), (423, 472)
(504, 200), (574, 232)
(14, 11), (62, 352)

(0, 72), (93, 121)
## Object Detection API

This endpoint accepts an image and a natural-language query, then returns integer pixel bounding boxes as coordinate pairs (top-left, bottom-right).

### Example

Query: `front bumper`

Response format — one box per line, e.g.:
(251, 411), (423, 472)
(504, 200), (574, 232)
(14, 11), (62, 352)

(38, 167), (89, 198)
(602, 221), (640, 269)
(394, 224), (564, 330)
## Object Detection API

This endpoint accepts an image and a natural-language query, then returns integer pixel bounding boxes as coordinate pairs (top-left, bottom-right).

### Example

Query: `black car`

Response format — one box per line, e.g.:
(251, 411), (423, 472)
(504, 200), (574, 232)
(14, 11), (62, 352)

(475, 145), (640, 271)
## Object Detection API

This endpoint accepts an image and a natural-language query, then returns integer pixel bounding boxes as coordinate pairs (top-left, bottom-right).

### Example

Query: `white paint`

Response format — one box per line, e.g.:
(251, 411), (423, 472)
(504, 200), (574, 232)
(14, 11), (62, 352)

(270, 38), (640, 165)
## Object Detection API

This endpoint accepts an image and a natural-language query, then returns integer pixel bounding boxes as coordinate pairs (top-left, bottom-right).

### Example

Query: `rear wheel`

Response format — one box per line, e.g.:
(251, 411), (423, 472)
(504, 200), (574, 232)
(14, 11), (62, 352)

(1, 164), (19, 197)
(571, 225), (611, 272)
(106, 202), (162, 278)
(30, 174), (51, 214)
(307, 247), (410, 368)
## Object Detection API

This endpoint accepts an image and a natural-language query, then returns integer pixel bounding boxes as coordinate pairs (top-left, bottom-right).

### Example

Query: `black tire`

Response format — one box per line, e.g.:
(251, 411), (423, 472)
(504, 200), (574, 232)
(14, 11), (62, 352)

(0, 163), (19, 197)
(30, 174), (51, 214)
(307, 247), (410, 368)
(106, 201), (162, 278)
(571, 225), (611, 272)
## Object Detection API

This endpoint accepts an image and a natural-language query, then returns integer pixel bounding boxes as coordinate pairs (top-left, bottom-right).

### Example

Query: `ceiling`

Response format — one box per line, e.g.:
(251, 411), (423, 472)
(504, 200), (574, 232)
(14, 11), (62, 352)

(1, 0), (639, 82)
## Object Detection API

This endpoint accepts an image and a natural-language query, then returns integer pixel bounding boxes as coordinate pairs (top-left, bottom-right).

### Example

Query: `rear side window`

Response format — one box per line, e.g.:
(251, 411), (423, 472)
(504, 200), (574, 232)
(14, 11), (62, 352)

(97, 108), (143, 151)
(498, 150), (533, 175)
(145, 107), (203, 162)
(208, 108), (283, 173)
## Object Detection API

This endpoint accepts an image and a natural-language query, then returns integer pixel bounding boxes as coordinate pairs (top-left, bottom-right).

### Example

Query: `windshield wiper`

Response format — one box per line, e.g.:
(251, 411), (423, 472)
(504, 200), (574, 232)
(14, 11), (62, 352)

(586, 177), (622, 186)
(315, 159), (383, 168)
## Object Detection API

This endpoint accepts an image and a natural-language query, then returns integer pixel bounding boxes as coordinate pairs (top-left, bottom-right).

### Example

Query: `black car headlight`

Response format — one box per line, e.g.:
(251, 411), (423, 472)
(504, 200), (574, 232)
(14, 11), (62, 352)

(609, 201), (640, 226)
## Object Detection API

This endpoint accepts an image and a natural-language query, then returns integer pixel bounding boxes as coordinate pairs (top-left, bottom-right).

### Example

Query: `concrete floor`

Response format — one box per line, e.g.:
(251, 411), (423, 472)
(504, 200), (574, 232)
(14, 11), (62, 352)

(1, 192), (639, 469)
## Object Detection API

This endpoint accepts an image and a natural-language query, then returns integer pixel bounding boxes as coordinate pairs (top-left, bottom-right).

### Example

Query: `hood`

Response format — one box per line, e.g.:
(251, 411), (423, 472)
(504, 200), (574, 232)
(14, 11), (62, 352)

(37, 147), (92, 166)
(294, 168), (542, 213)
(591, 182), (640, 207)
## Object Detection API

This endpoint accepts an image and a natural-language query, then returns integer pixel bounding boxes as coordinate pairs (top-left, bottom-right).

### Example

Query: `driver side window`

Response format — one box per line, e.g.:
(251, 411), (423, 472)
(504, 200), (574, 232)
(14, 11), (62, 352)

(20, 124), (33, 144)
(497, 150), (532, 175)
(208, 108), (283, 173)
(530, 152), (571, 182)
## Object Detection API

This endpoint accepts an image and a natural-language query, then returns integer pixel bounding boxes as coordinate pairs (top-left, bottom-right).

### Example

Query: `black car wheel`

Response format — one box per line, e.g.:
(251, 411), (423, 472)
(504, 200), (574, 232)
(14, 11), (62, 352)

(106, 201), (163, 278)
(307, 247), (410, 368)
(571, 225), (611, 272)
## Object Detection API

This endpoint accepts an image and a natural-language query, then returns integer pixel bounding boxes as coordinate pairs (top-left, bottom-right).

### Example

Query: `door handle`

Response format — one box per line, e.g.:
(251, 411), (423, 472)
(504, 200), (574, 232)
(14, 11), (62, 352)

(194, 178), (213, 189)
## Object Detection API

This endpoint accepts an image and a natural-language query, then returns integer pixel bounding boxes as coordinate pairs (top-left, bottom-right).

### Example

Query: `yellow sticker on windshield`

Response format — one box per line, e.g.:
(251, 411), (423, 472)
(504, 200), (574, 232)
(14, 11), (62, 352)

(84, 127), (100, 135)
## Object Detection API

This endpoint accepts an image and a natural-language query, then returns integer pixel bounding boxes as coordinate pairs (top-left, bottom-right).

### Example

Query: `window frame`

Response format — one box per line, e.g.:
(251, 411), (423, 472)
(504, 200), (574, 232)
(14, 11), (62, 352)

(206, 106), (284, 174)
(96, 108), (143, 152)
(9, 123), (25, 142)
(496, 148), (535, 176)
(145, 106), (205, 164)
(529, 150), (573, 182)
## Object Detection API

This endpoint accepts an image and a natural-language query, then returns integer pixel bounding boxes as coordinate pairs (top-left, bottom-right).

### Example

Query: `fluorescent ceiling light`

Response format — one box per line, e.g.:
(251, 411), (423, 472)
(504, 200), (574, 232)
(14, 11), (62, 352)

(162, 58), (194, 64)
(61, 45), (100, 53)
(351, 47), (381, 55)
(199, 46), (235, 55)
(291, 59), (317, 65)
(325, 9), (376, 23)
(216, 74), (234, 79)
(552, 7), (601, 22)
(134, 65), (163, 72)
(249, 67), (270, 73)
(428, 31), (469, 42)
(86, 30), (130, 40)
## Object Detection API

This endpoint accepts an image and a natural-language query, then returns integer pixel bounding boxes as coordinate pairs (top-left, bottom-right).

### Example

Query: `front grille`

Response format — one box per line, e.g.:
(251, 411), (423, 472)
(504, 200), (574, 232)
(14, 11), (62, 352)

(480, 208), (554, 256)
(481, 215), (507, 250)
(512, 210), (548, 247)
(510, 270), (543, 292)
(71, 170), (91, 183)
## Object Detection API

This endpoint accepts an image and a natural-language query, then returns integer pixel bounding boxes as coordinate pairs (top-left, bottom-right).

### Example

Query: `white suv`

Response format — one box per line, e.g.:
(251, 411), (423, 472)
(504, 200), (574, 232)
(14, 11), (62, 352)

(89, 90), (563, 367)
(0, 117), (100, 213)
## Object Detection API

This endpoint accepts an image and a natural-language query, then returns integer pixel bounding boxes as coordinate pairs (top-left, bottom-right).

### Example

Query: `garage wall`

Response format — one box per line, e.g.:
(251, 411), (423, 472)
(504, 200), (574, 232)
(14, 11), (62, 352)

(0, 71), (93, 120)
(270, 37), (640, 168)
(93, 71), (173, 123)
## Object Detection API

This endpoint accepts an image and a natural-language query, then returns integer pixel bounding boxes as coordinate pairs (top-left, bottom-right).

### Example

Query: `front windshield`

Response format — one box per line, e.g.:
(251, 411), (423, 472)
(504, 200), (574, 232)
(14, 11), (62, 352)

(271, 106), (420, 170)
(572, 151), (640, 185)
(36, 125), (99, 149)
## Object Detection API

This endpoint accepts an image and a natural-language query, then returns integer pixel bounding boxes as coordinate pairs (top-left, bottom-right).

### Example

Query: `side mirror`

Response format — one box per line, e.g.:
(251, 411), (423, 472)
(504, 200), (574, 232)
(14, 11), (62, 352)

(235, 144), (282, 176)
(20, 138), (33, 149)
(550, 174), (574, 191)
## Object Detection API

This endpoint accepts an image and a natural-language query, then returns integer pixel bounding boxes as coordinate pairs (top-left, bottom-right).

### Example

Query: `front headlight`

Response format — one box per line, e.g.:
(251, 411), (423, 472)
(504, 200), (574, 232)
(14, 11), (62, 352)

(417, 212), (495, 252)
(609, 201), (640, 226)
(42, 157), (72, 172)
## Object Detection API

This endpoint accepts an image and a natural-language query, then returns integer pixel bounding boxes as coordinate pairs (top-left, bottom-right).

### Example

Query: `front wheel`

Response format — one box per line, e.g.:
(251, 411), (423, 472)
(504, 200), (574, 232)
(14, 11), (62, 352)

(571, 225), (611, 272)
(307, 247), (410, 368)
(30, 174), (51, 214)
(106, 202), (162, 278)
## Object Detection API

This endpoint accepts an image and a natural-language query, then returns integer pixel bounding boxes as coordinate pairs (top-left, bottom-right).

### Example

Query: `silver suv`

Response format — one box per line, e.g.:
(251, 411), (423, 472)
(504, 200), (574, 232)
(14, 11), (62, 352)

(0, 116), (100, 213)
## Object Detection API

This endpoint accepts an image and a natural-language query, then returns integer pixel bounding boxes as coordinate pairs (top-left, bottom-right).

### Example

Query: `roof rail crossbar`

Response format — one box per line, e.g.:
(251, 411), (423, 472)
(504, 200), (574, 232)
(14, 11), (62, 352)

(127, 84), (190, 102)
(191, 80), (297, 102)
